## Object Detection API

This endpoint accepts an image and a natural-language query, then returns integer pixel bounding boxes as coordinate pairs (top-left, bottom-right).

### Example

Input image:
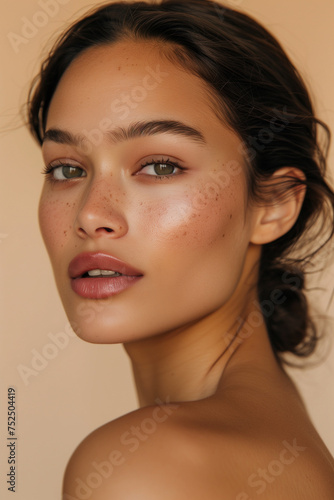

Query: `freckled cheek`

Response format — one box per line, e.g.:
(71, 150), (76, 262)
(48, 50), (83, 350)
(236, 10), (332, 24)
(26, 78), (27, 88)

(140, 188), (240, 247)
(38, 194), (75, 254)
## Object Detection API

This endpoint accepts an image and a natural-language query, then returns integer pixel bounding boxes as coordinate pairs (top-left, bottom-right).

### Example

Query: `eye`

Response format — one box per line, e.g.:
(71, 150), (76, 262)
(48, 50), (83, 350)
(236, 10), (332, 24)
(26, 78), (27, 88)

(43, 162), (86, 181)
(53, 165), (86, 180)
(138, 158), (184, 178)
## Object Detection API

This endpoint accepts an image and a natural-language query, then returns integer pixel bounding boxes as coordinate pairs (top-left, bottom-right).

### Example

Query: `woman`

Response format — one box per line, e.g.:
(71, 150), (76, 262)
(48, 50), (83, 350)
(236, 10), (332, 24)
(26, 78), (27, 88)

(27, 0), (334, 498)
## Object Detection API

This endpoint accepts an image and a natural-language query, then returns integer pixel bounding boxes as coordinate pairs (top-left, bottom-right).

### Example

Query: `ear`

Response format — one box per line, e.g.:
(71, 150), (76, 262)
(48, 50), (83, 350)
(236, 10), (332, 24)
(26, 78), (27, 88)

(250, 167), (306, 245)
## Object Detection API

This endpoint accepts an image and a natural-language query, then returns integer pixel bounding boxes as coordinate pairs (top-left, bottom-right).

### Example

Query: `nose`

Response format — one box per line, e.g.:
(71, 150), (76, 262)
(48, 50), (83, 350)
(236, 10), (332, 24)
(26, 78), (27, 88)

(74, 178), (128, 239)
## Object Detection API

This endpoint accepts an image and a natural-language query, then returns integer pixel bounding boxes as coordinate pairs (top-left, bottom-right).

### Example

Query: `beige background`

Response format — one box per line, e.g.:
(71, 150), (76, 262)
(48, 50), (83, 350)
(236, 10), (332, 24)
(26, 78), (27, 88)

(1, 0), (334, 498)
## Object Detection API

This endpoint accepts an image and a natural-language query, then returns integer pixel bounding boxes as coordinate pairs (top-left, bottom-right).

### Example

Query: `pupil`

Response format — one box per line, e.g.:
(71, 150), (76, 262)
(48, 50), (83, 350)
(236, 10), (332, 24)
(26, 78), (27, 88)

(63, 166), (80, 178)
(154, 163), (174, 176)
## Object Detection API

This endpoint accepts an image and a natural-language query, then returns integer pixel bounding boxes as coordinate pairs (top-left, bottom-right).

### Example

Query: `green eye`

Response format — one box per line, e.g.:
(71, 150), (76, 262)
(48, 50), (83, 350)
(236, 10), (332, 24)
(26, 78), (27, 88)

(139, 159), (184, 178)
(152, 163), (175, 176)
(53, 165), (86, 180)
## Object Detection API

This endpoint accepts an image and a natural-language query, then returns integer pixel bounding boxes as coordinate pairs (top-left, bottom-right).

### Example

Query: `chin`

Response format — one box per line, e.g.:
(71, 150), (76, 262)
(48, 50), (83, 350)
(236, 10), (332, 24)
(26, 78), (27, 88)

(65, 310), (132, 344)
(62, 301), (153, 344)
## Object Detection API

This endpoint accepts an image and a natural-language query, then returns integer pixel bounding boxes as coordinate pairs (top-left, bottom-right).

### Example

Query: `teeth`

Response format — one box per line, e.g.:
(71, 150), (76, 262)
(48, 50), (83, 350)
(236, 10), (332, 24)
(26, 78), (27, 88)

(87, 269), (119, 277)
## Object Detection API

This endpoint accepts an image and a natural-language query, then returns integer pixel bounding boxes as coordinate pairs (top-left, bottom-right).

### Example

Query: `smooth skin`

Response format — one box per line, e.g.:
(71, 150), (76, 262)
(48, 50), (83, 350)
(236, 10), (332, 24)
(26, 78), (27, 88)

(39, 40), (334, 499)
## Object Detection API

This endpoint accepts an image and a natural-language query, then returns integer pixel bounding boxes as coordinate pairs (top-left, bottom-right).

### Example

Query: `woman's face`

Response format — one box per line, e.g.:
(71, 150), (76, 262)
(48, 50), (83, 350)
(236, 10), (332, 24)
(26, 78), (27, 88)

(40, 40), (258, 343)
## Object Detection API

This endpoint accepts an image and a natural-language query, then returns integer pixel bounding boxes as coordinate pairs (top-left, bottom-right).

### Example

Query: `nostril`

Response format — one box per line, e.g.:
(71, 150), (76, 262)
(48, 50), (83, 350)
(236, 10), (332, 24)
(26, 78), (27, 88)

(96, 227), (114, 233)
(77, 226), (114, 237)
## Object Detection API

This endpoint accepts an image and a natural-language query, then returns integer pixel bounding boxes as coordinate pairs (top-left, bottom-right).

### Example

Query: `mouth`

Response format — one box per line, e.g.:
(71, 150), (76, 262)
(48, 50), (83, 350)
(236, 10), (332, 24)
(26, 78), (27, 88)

(69, 252), (143, 279)
(68, 252), (143, 299)
(79, 269), (124, 278)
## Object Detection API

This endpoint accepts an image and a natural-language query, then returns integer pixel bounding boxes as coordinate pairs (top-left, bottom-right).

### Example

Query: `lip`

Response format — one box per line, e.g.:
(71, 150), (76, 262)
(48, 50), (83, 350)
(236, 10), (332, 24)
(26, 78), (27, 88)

(68, 252), (144, 299)
(69, 252), (143, 279)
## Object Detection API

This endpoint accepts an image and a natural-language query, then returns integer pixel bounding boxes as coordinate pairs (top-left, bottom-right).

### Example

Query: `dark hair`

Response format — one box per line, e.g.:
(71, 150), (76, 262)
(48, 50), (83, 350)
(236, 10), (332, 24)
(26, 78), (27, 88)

(27, 0), (334, 363)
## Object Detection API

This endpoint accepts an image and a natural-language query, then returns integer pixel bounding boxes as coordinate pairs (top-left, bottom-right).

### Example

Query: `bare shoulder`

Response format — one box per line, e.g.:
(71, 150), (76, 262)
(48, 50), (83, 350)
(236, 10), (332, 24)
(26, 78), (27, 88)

(62, 399), (187, 499)
(62, 399), (334, 500)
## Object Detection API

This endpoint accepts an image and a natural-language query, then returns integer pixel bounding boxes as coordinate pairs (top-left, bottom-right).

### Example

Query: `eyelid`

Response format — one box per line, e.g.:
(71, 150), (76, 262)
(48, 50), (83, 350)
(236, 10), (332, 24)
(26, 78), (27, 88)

(45, 157), (83, 169)
(42, 159), (86, 181)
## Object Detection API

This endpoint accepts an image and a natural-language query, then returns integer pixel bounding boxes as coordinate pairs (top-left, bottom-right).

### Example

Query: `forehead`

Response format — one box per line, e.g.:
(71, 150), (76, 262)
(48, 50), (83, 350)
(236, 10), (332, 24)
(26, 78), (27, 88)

(46, 40), (223, 134)
(45, 40), (246, 171)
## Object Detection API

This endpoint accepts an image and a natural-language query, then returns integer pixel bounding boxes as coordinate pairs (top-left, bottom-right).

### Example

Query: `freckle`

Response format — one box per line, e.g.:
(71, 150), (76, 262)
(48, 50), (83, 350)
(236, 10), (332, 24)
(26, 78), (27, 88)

(230, 214), (232, 219)
(64, 230), (67, 236)
(183, 232), (187, 236)
(116, 199), (119, 202)
(118, 66), (121, 71)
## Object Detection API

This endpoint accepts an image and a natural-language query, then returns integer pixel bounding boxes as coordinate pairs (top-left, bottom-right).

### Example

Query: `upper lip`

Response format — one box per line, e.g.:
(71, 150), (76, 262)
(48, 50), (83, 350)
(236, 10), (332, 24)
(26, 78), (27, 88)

(68, 252), (144, 279)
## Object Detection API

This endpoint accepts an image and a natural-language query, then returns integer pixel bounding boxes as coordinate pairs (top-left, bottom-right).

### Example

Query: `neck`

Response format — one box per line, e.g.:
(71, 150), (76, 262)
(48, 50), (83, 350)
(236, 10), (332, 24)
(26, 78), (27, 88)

(124, 286), (278, 408)
(123, 246), (282, 408)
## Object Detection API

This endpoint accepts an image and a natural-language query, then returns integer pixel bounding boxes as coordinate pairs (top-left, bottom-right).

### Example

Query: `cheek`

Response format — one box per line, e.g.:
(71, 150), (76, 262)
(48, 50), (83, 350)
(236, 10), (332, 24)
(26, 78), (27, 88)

(140, 178), (244, 250)
(131, 179), (249, 325)
(38, 191), (75, 254)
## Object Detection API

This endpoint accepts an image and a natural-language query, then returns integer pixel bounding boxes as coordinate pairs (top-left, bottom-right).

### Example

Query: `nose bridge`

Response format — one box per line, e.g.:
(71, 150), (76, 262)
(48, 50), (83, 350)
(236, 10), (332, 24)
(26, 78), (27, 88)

(75, 174), (127, 237)
(84, 175), (114, 212)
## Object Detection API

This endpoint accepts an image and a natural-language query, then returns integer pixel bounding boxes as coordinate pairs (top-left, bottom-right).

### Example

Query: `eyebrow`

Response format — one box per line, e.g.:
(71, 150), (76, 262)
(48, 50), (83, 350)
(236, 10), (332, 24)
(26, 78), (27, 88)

(42, 120), (206, 147)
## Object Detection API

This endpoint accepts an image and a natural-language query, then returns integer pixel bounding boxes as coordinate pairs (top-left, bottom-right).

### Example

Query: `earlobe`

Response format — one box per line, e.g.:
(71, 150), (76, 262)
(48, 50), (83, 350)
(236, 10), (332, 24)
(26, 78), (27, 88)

(250, 167), (306, 245)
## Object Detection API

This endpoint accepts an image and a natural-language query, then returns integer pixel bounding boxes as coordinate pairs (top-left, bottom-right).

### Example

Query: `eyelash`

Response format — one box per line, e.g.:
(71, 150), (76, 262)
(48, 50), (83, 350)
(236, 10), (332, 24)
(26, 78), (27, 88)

(139, 158), (185, 180)
(42, 161), (84, 184)
(42, 157), (185, 183)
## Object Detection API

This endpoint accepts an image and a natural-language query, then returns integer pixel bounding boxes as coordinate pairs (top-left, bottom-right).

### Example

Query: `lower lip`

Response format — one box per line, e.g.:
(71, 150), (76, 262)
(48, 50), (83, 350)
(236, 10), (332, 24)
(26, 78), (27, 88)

(71, 276), (143, 299)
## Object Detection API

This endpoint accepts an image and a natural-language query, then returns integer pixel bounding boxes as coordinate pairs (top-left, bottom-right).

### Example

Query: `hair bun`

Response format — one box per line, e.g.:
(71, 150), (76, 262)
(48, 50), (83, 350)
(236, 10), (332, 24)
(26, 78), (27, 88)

(257, 265), (316, 358)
